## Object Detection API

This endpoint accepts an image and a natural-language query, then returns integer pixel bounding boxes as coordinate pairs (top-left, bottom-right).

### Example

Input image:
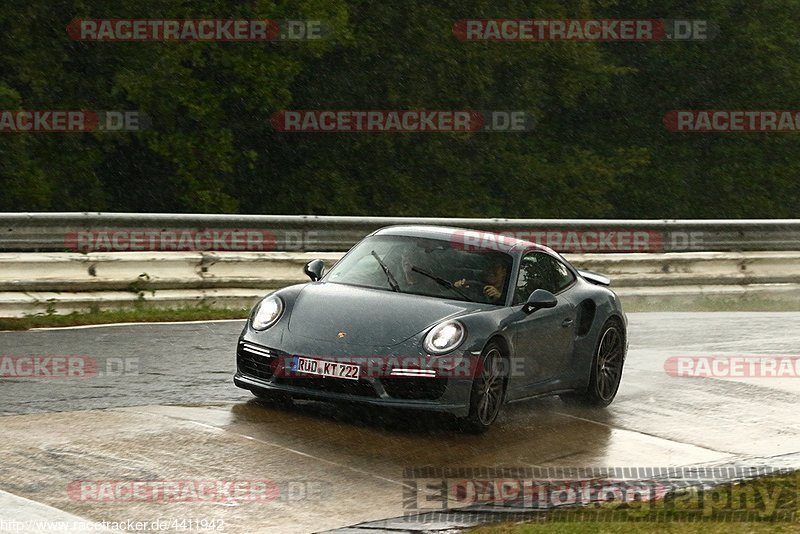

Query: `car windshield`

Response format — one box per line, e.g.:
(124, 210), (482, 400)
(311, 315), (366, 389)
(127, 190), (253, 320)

(325, 235), (513, 304)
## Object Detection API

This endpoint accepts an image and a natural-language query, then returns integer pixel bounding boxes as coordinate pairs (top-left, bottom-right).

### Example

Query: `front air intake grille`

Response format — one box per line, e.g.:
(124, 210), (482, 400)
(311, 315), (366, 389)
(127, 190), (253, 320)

(237, 342), (279, 381)
(274, 376), (379, 398)
(381, 377), (447, 400)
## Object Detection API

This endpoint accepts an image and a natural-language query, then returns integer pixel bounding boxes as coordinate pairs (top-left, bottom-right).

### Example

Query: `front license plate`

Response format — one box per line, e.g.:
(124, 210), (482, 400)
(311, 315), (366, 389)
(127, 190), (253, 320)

(290, 356), (359, 380)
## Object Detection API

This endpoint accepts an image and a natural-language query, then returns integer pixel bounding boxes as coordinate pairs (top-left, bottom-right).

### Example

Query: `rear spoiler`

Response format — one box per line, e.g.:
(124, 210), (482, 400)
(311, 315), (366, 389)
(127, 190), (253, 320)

(578, 270), (611, 287)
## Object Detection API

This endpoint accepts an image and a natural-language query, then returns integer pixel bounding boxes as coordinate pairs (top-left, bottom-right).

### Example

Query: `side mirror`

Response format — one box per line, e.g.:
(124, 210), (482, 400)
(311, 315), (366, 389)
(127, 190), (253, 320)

(303, 259), (325, 282)
(523, 289), (557, 314)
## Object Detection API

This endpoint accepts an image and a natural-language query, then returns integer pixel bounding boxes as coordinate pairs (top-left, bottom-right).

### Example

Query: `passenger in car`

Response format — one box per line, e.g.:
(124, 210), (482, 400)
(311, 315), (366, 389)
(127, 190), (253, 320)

(395, 247), (441, 294)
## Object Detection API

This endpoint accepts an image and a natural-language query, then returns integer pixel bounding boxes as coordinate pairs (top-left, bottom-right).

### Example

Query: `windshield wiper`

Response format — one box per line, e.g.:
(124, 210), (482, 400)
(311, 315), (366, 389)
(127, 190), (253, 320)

(370, 251), (400, 292)
(411, 266), (475, 302)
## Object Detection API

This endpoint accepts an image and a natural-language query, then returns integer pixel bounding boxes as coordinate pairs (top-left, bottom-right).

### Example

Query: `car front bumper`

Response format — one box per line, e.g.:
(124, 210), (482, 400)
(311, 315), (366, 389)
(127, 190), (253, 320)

(233, 337), (475, 417)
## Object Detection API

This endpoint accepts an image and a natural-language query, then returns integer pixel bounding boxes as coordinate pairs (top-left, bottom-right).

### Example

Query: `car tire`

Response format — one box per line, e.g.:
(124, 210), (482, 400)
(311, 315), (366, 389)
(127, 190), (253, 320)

(560, 317), (625, 407)
(252, 389), (294, 408)
(458, 342), (508, 434)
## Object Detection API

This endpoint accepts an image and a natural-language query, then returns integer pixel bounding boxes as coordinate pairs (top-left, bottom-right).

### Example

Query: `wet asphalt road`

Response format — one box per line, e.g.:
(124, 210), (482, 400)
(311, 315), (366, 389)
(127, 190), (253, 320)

(0, 313), (799, 533)
(0, 320), (246, 416)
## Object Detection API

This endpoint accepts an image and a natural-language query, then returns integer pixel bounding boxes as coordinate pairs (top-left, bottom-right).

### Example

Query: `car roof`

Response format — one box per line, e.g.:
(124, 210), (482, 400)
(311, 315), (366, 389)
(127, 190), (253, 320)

(370, 225), (554, 255)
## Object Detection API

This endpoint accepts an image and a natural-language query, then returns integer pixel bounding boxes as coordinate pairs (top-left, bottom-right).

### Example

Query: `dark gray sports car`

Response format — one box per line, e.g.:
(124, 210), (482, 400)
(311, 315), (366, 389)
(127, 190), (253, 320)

(234, 225), (627, 432)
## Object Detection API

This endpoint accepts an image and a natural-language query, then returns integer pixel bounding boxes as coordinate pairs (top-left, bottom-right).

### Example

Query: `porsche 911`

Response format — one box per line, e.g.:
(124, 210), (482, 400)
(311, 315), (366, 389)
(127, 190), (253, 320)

(234, 225), (627, 432)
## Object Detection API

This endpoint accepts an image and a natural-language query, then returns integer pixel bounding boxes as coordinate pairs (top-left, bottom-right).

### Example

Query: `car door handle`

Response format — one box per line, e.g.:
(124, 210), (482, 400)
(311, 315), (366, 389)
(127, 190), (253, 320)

(561, 318), (574, 328)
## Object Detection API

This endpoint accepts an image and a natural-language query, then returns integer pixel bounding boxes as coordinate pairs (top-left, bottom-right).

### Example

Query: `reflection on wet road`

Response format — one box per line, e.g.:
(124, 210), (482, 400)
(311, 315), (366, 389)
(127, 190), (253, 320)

(0, 313), (799, 532)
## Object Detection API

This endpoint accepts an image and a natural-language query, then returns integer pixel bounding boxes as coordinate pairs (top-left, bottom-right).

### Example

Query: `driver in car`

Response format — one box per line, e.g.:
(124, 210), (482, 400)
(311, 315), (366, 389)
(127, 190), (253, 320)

(454, 256), (509, 303)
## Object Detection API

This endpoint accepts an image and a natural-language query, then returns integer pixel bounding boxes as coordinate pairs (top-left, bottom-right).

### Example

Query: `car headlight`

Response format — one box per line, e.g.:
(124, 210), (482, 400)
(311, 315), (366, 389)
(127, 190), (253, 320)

(424, 320), (466, 355)
(251, 296), (284, 330)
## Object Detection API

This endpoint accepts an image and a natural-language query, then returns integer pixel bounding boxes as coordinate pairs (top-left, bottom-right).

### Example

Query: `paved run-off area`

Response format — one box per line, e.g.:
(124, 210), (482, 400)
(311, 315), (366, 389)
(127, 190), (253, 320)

(0, 313), (799, 533)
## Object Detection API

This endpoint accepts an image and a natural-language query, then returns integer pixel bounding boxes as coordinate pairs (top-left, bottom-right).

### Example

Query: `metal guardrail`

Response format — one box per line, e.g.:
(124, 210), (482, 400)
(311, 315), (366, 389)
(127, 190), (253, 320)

(1, 213), (800, 252)
(2, 251), (800, 317)
(2, 251), (798, 292)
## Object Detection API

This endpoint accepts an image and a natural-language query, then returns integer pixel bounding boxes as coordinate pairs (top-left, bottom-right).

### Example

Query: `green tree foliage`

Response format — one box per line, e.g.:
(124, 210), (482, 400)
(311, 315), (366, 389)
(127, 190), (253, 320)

(0, 0), (797, 217)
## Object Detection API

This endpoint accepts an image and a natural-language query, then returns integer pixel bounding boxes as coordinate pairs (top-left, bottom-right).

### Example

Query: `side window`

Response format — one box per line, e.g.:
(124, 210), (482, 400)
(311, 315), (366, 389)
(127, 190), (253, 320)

(548, 256), (576, 293)
(513, 253), (550, 304)
(513, 253), (575, 304)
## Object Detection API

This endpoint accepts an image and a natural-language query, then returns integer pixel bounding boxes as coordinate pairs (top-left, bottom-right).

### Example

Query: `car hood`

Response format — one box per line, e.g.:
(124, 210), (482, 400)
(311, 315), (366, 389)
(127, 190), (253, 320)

(286, 282), (484, 346)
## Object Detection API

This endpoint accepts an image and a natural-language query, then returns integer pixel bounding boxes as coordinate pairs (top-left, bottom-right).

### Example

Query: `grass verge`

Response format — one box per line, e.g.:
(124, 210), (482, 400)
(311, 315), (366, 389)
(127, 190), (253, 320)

(0, 306), (250, 331)
(469, 471), (799, 533)
(471, 523), (799, 533)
